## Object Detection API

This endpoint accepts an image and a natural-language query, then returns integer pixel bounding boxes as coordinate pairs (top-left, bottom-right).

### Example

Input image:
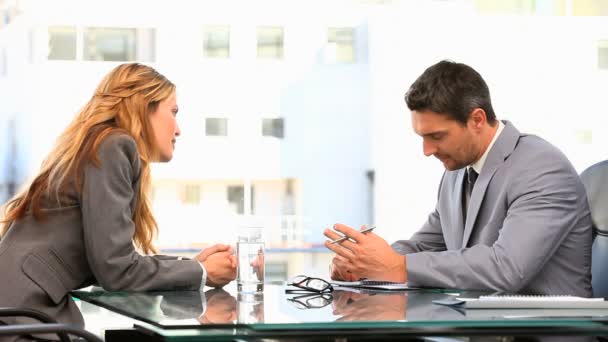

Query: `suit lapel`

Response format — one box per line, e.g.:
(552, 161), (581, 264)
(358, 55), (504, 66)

(452, 169), (466, 249)
(461, 121), (521, 248)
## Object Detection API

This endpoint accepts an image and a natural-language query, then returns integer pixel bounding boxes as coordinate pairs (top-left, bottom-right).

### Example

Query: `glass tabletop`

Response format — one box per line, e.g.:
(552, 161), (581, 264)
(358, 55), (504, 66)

(71, 282), (608, 335)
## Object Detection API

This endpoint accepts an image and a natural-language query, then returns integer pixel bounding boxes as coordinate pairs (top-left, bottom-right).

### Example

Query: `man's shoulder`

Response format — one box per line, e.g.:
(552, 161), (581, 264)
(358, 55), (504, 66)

(514, 133), (568, 161)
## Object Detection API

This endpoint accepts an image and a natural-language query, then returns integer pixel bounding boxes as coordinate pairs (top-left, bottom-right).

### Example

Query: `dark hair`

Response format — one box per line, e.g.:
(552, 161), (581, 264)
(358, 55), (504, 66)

(404, 60), (496, 125)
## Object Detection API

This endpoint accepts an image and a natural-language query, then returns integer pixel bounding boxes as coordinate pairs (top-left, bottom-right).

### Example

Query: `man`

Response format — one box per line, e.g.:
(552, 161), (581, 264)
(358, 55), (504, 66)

(325, 60), (592, 296)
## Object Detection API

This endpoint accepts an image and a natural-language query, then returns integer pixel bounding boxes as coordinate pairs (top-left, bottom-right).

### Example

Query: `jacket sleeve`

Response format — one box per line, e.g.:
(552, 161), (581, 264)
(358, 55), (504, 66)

(80, 134), (203, 291)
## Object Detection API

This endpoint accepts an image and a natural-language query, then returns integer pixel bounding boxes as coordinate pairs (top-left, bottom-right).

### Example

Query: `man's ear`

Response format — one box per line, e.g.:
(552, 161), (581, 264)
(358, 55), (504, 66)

(469, 108), (487, 129)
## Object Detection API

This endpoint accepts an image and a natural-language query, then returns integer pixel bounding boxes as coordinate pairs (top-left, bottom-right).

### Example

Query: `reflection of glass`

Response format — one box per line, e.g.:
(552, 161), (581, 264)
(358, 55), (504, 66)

(286, 275), (333, 293)
(287, 292), (333, 309)
(237, 292), (265, 323)
(237, 224), (265, 293)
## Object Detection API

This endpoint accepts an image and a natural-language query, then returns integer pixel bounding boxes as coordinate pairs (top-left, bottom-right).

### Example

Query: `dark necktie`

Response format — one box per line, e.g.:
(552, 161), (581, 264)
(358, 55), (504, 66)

(462, 167), (478, 222)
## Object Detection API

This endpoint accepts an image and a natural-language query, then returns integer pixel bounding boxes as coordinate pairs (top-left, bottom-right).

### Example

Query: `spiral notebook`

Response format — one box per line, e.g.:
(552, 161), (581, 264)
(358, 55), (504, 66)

(330, 279), (412, 291)
(434, 295), (608, 309)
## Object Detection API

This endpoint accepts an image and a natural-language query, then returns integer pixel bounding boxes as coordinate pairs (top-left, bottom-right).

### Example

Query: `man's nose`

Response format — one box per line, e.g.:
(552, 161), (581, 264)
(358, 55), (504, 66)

(422, 140), (437, 157)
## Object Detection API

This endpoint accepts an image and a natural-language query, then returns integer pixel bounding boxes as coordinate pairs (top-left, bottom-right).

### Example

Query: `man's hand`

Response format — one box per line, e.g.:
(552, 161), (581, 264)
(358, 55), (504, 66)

(329, 256), (357, 281)
(324, 223), (407, 283)
(197, 246), (237, 288)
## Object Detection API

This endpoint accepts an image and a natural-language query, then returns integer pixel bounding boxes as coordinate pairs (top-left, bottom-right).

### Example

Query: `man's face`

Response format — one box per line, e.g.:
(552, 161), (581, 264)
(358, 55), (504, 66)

(411, 110), (481, 171)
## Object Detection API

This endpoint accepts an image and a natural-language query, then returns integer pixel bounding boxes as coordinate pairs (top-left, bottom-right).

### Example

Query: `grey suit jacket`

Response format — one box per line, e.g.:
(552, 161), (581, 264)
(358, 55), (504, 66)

(392, 121), (593, 296)
(0, 134), (203, 326)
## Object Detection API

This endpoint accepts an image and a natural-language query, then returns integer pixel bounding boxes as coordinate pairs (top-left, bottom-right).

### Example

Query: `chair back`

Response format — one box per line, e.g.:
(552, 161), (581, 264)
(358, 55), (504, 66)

(580, 160), (608, 298)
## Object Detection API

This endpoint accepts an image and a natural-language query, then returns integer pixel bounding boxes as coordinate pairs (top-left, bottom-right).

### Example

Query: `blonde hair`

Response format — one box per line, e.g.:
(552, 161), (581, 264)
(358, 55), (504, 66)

(1, 63), (175, 254)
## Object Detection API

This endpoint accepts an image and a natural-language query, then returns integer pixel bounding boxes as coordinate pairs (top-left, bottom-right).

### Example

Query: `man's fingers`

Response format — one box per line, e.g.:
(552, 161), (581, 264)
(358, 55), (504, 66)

(323, 228), (343, 240)
(323, 228), (359, 251)
(333, 223), (366, 243)
(325, 239), (356, 260)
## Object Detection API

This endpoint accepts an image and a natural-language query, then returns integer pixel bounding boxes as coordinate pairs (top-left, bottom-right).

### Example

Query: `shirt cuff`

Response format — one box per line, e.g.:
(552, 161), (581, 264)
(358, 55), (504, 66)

(196, 260), (207, 291)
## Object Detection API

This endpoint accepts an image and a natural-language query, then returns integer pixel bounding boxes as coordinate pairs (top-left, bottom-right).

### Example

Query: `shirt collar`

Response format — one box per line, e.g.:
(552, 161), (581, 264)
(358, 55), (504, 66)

(470, 120), (504, 174)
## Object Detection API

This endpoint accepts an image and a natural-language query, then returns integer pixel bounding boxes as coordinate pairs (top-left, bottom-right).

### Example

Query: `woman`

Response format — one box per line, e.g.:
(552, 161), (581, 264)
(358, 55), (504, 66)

(0, 63), (236, 328)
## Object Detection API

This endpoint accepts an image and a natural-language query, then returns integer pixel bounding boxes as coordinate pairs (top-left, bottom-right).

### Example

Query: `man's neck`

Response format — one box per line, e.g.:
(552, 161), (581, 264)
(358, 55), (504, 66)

(471, 120), (503, 173)
(480, 122), (499, 155)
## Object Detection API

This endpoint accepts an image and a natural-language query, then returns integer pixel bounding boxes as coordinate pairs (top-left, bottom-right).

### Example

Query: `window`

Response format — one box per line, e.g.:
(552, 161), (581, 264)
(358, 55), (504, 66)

(84, 27), (155, 62)
(257, 26), (283, 59)
(227, 185), (255, 215)
(183, 184), (201, 204)
(203, 25), (230, 58)
(262, 118), (284, 138)
(598, 40), (608, 70)
(205, 118), (228, 136)
(327, 27), (355, 63)
(48, 26), (76, 60)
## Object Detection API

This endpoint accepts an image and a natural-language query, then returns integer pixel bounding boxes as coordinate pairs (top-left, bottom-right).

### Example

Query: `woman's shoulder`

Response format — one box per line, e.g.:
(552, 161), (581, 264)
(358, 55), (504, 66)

(97, 133), (139, 161)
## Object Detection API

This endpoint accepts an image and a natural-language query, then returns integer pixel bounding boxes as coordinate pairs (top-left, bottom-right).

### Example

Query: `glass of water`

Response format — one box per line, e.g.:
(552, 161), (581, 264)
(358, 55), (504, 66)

(237, 223), (265, 293)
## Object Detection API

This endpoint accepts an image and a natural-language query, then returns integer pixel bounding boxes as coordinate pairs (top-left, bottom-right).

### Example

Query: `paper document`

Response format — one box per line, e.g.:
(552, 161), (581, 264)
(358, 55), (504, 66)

(331, 279), (412, 291)
(434, 295), (608, 309)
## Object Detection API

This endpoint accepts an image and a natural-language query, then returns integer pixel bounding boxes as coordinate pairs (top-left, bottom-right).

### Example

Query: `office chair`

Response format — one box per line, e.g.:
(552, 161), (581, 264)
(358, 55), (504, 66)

(0, 307), (102, 342)
(580, 160), (608, 298)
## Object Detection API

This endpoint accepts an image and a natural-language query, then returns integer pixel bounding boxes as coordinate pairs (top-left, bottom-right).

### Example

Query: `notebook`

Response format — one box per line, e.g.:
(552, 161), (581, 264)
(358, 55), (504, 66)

(330, 279), (412, 291)
(433, 295), (608, 309)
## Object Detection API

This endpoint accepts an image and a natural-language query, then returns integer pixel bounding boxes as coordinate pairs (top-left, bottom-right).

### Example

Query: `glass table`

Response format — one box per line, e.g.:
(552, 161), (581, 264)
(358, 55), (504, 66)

(72, 282), (608, 341)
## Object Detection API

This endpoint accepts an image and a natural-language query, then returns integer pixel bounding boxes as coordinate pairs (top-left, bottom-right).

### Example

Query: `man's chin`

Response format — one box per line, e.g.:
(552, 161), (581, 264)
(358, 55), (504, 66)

(441, 159), (464, 171)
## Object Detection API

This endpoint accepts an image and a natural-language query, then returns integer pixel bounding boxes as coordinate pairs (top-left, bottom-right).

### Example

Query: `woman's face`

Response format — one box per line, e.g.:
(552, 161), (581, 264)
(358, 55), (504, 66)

(149, 93), (180, 162)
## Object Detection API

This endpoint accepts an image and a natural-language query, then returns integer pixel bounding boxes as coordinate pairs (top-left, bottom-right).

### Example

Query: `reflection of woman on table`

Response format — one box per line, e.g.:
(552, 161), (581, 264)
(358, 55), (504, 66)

(198, 289), (237, 324)
(331, 290), (406, 321)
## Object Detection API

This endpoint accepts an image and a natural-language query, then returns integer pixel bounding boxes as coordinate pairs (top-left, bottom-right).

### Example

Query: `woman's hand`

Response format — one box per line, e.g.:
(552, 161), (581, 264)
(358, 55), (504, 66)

(196, 244), (237, 288)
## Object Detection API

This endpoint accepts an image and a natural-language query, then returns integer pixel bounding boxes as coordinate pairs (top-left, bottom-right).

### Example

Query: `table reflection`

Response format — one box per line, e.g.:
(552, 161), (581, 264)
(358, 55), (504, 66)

(331, 290), (406, 321)
(237, 292), (265, 324)
(160, 288), (265, 325)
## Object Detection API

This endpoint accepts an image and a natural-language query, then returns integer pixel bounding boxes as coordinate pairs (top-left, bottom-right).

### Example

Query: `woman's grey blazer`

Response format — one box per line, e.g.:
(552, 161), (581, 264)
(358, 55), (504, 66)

(0, 134), (203, 326)
(392, 121), (593, 296)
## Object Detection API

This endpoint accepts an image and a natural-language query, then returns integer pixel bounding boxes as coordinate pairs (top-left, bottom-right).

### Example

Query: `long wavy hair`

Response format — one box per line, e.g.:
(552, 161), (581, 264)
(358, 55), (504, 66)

(1, 63), (175, 254)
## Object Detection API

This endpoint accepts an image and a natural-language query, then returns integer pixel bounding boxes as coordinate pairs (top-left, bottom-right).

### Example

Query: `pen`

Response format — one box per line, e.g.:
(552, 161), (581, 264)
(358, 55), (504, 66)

(330, 225), (376, 244)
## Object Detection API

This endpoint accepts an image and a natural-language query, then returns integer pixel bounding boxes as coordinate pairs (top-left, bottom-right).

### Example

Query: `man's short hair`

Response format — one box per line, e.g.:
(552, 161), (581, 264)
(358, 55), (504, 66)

(405, 60), (496, 125)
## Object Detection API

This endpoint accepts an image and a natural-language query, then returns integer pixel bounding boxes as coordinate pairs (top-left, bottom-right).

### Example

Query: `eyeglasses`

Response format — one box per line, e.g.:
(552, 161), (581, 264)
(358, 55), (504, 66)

(286, 275), (333, 293)
(287, 292), (333, 309)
